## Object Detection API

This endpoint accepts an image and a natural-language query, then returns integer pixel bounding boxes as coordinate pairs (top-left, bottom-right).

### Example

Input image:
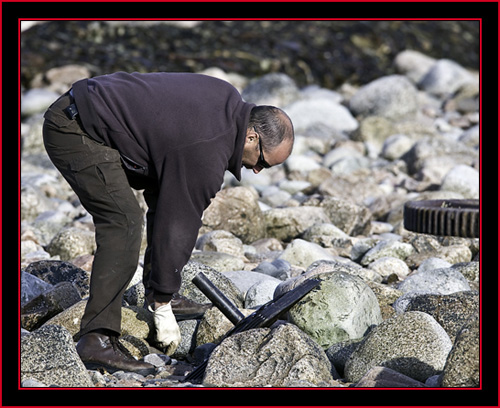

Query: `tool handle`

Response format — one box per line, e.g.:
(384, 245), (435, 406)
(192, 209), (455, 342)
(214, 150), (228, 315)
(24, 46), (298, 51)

(192, 272), (245, 325)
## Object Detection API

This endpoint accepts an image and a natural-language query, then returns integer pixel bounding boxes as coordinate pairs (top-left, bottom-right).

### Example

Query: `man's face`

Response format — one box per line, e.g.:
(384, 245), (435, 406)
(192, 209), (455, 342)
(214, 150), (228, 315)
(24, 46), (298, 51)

(241, 128), (293, 174)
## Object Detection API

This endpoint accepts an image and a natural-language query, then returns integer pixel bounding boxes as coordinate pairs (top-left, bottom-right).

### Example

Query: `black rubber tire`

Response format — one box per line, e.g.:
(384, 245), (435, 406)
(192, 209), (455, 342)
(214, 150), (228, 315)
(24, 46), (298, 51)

(404, 199), (479, 238)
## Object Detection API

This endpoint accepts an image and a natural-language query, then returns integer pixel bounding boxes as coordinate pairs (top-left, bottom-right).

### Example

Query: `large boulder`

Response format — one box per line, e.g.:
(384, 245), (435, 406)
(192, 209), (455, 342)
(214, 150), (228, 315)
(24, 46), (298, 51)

(399, 291), (479, 342)
(203, 323), (336, 387)
(286, 271), (383, 349)
(201, 187), (265, 244)
(344, 311), (452, 383)
(302, 195), (372, 236)
(396, 267), (471, 295)
(24, 260), (91, 298)
(264, 206), (330, 242)
(46, 227), (96, 261)
(278, 239), (337, 269)
(21, 324), (93, 387)
(440, 314), (479, 387)
(349, 75), (419, 120)
(179, 261), (245, 307)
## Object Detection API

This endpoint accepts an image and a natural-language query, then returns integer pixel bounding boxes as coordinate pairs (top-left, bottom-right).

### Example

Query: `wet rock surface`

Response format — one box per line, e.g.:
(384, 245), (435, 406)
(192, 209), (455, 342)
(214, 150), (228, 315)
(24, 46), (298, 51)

(20, 21), (480, 388)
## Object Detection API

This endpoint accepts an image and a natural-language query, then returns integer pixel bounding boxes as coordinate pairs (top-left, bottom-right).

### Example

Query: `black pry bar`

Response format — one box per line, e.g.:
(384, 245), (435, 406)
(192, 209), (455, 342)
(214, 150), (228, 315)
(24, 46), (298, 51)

(183, 274), (321, 383)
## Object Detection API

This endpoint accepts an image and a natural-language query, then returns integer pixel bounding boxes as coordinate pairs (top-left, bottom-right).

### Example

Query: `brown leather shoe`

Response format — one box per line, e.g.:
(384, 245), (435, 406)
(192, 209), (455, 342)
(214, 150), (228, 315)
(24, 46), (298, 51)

(76, 332), (156, 376)
(170, 293), (211, 321)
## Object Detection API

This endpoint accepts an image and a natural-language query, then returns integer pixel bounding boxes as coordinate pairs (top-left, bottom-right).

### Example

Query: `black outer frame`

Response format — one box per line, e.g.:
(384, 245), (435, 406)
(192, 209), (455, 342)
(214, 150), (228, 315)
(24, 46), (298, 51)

(6, 1), (498, 407)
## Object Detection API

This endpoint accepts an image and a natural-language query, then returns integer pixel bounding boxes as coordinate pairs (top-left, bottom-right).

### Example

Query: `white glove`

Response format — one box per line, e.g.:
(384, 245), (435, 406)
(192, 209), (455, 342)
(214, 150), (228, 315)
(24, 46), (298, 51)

(149, 302), (181, 355)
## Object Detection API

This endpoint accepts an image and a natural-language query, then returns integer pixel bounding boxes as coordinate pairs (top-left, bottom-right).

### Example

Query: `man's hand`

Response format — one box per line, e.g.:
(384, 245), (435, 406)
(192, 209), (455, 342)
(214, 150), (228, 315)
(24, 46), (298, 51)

(150, 302), (181, 355)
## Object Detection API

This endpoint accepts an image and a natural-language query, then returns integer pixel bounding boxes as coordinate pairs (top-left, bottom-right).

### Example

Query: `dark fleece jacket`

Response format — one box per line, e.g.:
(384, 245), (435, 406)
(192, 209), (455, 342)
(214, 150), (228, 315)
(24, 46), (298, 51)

(72, 72), (254, 296)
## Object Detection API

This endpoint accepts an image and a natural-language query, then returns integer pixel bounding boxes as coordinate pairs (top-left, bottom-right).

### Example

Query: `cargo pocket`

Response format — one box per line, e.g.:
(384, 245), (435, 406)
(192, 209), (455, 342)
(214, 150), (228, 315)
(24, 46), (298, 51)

(70, 147), (124, 195)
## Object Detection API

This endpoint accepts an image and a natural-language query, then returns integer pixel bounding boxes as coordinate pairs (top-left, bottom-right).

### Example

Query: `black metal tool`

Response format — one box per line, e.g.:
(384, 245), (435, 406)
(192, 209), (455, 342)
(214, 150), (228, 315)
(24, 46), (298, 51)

(183, 272), (321, 383)
(404, 199), (479, 238)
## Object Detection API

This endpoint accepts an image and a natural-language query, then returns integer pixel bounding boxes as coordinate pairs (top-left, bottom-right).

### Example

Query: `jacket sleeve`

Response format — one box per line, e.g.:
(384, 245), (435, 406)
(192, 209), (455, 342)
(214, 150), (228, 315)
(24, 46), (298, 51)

(146, 141), (228, 296)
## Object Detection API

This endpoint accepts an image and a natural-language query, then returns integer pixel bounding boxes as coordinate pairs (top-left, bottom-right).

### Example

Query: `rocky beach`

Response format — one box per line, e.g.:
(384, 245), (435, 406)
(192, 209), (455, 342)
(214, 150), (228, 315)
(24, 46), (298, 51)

(20, 21), (480, 389)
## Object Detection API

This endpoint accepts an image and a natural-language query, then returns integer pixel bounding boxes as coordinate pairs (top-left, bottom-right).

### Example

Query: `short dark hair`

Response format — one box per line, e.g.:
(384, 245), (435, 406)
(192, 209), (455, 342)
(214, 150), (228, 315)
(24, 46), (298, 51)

(248, 106), (294, 154)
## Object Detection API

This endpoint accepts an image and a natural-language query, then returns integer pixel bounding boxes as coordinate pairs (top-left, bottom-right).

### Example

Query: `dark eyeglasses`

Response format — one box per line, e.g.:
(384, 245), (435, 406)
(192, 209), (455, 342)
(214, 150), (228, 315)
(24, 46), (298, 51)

(254, 127), (271, 169)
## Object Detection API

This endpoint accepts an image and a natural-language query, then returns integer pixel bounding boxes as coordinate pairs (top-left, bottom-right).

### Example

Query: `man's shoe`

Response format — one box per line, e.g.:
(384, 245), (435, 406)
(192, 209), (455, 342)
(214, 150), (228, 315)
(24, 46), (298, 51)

(76, 332), (156, 376)
(170, 293), (211, 321)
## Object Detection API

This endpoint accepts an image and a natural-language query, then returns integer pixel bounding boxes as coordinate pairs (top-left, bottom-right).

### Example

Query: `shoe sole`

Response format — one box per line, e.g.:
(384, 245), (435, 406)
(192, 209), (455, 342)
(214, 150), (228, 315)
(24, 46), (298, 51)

(174, 312), (206, 321)
(83, 362), (156, 377)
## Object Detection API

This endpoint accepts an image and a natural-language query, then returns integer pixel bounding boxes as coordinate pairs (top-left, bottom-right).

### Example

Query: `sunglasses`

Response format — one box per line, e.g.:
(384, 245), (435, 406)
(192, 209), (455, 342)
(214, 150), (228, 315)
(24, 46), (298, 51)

(254, 127), (271, 169)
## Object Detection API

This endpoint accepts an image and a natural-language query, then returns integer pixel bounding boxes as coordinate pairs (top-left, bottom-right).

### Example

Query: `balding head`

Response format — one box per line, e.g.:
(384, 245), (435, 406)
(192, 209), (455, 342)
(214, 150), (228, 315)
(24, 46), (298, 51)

(248, 106), (294, 155)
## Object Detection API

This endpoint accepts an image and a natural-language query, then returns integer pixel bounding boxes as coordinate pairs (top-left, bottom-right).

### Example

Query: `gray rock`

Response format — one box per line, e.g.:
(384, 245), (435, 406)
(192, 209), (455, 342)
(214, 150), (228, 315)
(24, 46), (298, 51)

(171, 320), (199, 360)
(43, 300), (154, 342)
(203, 323), (335, 387)
(354, 366), (427, 387)
(344, 311), (452, 383)
(144, 353), (172, 368)
(323, 146), (364, 168)
(458, 125), (479, 148)
(352, 116), (395, 153)
(260, 185), (292, 207)
(440, 164), (479, 198)
(37, 64), (91, 94)
(244, 278), (281, 308)
(120, 335), (151, 360)
(46, 227), (96, 261)
(21, 324), (93, 387)
(200, 187), (265, 244)
(360, 239), (414, 266)
(417, 257), (452, 273)
(42, 299), (87, 338)
(21, 88), (60, 116)
(32, 210), (73, 247)
(288, 272), (383, 349)
(367, 256), (410, 281)
(196, 307), (253, 347)
(301, 223), (350, 248)
(349, 75), (419, 120)
(396, 267), (471, 295)
(24, 260), (91, 298)
(304, 196), (372, 236)
(441, 314), (479, 387)
(21, 378), (49, 387)
(381, 134), (414, 161)
(21, 270), (53, 306)
(222, 270), (280, 295)
(317, 172), (388, 210)
(278, 239), (336, 269)
(190, 251), (245, 273)
(418, 59), (476, 98)
(251, 259), (291, 281)
(21, 281), (82, 331)
(120, 306), (156, 341)
(195, 230), (245, 258)
(123, 281), (146, 307)
(264, 206), (330, 242)
(284, 155), (322, 173)
(451, 261), (479, 283)
(402, 135), (477, 176)
(180, 261), (244, 307)
(394, 50), (437, 84)
(241, 73), (300, 107)
(401, 291), (479, 342)
(285, 98), (358, 133)
(325, 338), (363, 377)
(20, 184), (55, 223)
(365, 281), (404, 320)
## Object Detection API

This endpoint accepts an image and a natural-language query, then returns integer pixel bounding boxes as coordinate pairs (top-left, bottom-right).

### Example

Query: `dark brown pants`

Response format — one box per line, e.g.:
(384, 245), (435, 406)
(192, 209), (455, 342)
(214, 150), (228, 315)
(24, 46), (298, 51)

(42, 92), (145, 336)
